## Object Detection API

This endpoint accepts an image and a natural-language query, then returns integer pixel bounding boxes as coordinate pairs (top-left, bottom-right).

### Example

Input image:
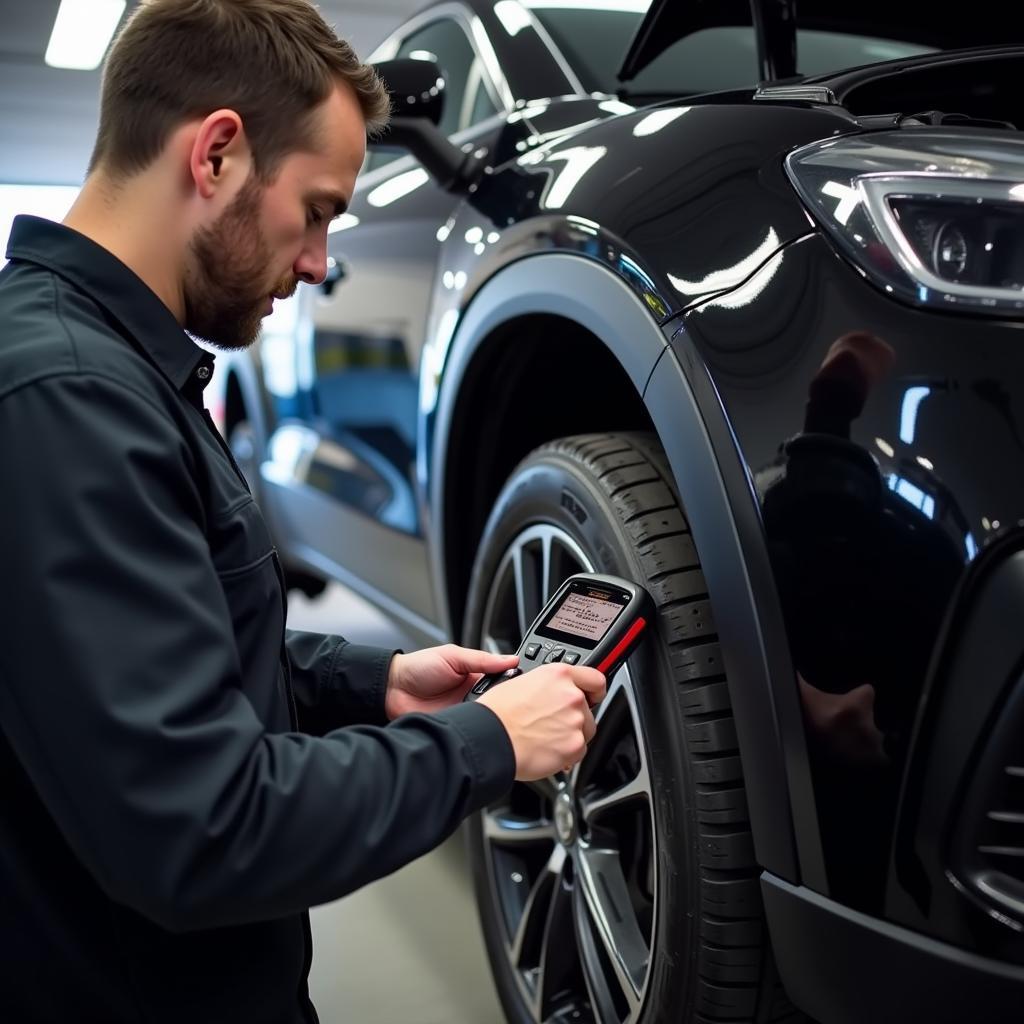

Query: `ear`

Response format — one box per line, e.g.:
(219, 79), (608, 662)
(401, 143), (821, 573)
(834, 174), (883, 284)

(188, 109), (251, 200)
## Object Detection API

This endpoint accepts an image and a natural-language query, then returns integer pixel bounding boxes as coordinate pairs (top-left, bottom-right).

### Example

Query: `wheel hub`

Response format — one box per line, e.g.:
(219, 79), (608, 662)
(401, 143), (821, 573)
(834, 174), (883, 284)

(554, 789), (577, 846)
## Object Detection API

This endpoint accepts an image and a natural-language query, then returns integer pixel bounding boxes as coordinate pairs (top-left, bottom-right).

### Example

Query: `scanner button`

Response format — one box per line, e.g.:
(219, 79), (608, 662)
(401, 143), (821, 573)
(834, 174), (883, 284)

(501, 668), (522, 680)
(562, 652), (580, 665)
(544, 649), (565, 664)
(524, 643), (541, 660)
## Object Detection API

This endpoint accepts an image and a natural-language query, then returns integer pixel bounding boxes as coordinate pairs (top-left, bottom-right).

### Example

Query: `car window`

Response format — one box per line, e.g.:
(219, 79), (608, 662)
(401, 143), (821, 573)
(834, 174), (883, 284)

(366, 17), (499, 175)
(530, 7), (936, 96)
(465, 59), (500, 128)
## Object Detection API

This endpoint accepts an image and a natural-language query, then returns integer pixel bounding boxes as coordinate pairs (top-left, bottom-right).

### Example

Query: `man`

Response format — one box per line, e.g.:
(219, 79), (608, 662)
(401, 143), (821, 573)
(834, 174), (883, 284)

(0, 1), (605, 1020)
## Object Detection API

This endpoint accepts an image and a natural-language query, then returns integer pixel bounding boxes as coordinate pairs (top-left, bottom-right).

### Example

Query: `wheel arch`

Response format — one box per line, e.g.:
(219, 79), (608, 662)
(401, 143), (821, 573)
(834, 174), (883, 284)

(430, 252), (822, 885)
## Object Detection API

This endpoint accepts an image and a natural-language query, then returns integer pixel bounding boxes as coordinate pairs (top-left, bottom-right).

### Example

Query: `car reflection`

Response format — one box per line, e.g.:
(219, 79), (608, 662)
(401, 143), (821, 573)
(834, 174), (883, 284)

(755, 331), (965, 911)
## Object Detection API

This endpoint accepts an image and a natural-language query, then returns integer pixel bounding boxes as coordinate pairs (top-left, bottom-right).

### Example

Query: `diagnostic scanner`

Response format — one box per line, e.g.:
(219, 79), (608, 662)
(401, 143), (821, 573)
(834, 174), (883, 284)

(464, 573), (654, 701)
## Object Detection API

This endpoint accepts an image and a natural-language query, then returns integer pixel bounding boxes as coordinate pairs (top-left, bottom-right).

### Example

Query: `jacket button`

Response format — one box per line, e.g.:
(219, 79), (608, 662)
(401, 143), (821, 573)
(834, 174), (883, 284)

(196, 365), (211, 380)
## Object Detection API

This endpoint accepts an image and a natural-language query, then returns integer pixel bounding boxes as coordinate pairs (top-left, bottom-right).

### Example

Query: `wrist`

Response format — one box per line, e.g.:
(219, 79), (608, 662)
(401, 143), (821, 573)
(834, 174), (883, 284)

(384, 652), (405, 718)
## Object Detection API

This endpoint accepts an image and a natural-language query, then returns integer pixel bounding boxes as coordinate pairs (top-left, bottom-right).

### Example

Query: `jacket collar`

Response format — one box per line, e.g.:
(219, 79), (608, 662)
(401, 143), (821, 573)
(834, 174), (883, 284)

(6, 215), (215, 396)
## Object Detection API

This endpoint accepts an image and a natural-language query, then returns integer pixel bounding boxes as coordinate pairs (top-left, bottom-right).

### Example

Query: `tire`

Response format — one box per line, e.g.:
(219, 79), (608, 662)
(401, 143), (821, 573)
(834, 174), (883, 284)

(462, 433), (803, 1024)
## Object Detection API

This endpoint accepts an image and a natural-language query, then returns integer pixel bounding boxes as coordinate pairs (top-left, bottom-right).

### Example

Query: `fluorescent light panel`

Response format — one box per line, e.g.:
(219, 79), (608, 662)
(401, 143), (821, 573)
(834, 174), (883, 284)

(46, 0), (126, 71)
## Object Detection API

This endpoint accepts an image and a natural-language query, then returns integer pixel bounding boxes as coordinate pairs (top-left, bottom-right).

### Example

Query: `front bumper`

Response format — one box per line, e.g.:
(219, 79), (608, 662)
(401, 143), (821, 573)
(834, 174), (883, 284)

(765, 873), (1024, 1024)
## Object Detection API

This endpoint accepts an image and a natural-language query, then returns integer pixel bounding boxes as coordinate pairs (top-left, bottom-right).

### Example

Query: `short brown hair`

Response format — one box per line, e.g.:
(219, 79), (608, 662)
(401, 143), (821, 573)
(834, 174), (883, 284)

(89, 0), (391, 181)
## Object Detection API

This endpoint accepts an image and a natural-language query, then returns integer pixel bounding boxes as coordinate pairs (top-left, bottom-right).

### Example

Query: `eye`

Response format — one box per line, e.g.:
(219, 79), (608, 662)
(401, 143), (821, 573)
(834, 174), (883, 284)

(308, 206), (324, 226)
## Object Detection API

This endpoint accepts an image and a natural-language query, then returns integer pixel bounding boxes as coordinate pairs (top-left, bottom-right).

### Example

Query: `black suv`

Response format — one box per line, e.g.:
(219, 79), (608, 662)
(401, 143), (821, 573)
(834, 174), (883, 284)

(214, 2), (1024, 1021)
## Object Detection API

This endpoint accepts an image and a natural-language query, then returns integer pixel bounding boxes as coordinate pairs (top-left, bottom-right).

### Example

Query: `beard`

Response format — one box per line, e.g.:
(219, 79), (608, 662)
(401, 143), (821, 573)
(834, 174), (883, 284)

(185, 175), (297, 351)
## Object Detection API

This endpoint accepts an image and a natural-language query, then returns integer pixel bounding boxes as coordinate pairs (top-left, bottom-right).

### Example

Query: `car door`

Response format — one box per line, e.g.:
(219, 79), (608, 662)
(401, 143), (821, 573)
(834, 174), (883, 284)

(278, 8), (508, 638)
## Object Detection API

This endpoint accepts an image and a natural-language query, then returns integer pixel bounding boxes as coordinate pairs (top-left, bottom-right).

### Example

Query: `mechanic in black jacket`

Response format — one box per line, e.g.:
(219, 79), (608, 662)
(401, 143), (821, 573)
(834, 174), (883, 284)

(0, 2), (605, 1021)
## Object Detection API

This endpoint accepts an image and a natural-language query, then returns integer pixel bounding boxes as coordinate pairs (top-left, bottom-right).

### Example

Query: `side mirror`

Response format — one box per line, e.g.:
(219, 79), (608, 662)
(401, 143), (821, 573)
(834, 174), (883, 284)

(374, 57), (446, 126)
(371, 58), (479, 193)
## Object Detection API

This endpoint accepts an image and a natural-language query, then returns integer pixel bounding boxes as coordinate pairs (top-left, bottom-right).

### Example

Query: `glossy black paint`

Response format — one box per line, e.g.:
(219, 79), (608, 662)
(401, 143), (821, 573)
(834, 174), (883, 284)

(445, 101), (855, 318)
(678, 230), (1024, 930)
(217, 0), (1024, 1009)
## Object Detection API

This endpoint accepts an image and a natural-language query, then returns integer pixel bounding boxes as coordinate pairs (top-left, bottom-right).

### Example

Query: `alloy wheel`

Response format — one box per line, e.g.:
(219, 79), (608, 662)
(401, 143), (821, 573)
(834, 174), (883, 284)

(477, 524), (658, 1024)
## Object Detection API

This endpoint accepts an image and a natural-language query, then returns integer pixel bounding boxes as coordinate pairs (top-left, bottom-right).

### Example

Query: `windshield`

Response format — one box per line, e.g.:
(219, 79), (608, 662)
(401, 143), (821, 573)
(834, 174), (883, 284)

(525, 2), (940, 96)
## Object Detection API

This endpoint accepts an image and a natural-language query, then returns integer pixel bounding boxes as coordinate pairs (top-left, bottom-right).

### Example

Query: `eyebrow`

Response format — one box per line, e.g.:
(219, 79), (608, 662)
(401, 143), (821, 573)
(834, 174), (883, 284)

(310, 190), (348, 218)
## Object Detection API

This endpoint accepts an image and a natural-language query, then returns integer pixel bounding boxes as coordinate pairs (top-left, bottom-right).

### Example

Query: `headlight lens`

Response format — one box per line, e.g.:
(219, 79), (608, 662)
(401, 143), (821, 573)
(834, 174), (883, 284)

(890, 197), (1022, 288)
(786, 132), (1024, 316)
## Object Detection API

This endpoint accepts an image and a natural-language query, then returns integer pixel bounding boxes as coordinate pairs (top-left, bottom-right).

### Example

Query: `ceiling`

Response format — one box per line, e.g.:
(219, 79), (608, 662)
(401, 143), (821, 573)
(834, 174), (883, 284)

(0, 0), (424, 185)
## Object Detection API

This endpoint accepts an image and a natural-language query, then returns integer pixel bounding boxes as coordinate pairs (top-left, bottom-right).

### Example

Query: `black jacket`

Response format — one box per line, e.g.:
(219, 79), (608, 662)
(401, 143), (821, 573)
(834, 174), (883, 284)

(0, 216), (515, 1022)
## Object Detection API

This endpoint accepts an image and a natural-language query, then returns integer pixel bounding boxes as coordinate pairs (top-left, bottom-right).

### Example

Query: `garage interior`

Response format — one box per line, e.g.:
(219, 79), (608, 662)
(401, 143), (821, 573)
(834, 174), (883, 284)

(5, 3), (1024, 1024)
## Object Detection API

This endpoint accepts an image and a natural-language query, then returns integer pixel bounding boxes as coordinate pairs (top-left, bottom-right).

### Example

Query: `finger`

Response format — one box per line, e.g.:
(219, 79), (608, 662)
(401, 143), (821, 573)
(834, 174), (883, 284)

(569, 667), (607, 704)
(581, 706), (596, 746)
(449, 646), (519, 674)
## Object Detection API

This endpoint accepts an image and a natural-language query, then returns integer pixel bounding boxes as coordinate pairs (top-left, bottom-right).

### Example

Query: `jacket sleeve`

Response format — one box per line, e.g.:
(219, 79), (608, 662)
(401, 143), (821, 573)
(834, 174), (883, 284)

(0, 372), (515, 933)
(285, 630), (398, 733)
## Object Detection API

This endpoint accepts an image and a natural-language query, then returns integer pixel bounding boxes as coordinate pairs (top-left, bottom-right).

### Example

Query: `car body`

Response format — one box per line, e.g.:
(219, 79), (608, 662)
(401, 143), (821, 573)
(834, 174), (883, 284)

(212, 2), (1024, 1021)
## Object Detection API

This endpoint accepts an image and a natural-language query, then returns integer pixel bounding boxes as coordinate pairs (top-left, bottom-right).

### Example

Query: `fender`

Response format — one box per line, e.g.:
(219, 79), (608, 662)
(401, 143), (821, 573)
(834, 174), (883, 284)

(430, 251), (822, 884)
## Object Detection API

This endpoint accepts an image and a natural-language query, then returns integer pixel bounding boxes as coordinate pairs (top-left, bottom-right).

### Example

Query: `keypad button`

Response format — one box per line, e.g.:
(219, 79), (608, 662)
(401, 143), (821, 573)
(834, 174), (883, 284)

(544, 649), (565, 664)
(562, 652), (580, 665)
(524, 643), (541, 660)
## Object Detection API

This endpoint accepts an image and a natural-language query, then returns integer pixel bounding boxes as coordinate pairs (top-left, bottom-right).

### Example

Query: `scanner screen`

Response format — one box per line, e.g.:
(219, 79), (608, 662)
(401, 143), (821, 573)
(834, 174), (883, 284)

(546, 592), (622, 642)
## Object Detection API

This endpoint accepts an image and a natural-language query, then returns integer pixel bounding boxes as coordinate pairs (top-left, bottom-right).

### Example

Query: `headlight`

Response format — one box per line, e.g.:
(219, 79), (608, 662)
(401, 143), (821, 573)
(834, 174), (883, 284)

(786, 131), (1024, 316)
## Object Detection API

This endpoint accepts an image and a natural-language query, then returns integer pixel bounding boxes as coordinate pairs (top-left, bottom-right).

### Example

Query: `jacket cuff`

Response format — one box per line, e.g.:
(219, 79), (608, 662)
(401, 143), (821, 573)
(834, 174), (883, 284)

(326, 641), (399, 727)
(434, 701), (516, 808)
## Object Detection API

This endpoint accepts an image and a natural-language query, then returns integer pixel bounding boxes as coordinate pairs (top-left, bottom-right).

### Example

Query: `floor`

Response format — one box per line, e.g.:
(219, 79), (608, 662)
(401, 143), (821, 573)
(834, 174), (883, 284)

(286, 583), (507, 1024)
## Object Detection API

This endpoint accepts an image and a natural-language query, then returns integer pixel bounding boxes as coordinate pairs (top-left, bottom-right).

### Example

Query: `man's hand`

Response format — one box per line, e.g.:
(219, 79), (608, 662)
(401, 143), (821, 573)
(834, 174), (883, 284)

(385, 644), (518, 719)
(478, 664), (607, 781)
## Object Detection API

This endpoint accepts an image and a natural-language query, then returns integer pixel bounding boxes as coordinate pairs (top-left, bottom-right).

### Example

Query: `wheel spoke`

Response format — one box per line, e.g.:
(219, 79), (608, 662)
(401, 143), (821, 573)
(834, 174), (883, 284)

(510, 845), (566, 969)
(577, 845), (648, 1012)
(484, 810), (557, 846)
(551, 534), (586, 598)
(579, 766), (651, 825)
(534, 862), (577, 1020)
(573, 884), (620, 1023)
(541, 531), (553, 600)
(512, 545), (529, 639)
(578, 674), (642, 789)
(594, 671), (628, 727)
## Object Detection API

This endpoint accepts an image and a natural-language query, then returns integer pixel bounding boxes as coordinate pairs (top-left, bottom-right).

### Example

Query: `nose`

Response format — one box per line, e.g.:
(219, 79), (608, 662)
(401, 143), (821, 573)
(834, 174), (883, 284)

(293, 243), (328, 287)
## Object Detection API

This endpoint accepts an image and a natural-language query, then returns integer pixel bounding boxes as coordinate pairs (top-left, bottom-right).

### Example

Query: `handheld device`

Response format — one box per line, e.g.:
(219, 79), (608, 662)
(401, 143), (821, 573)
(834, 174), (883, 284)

(464, 573), (654, 701)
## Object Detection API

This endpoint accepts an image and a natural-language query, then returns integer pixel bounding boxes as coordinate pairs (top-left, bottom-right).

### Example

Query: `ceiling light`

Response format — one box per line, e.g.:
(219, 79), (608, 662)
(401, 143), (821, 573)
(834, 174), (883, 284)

(328, 213), (360, 234)
(45, 0), (126, 71)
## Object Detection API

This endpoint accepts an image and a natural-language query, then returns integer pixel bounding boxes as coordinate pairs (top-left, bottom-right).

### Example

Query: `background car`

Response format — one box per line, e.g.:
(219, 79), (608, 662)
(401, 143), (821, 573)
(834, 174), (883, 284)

(212, 1), (1024, 1021)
